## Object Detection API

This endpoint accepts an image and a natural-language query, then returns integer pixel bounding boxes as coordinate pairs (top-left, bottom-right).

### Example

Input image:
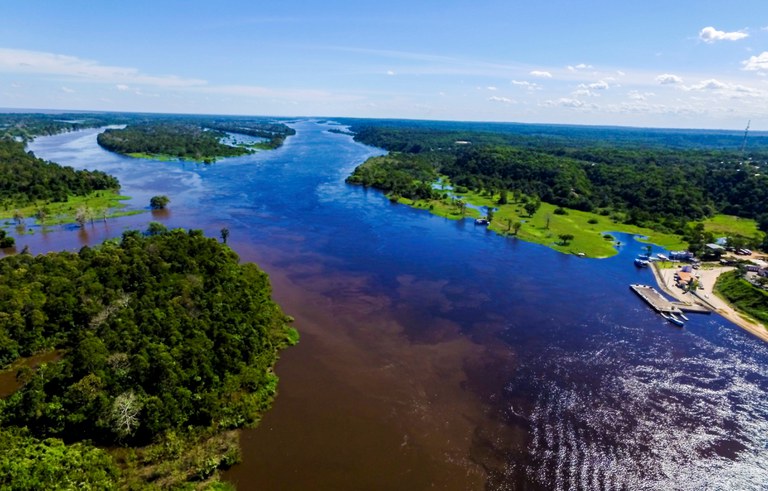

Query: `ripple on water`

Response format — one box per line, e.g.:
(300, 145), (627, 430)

(503, 323), (768, 491)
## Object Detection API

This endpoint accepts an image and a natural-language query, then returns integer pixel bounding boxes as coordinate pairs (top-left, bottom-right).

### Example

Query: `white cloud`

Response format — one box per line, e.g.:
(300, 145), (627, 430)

(682, 79), (760, 97)
(742, 51), (768, 72)
(656, 73), (684, 85)
(617, 70), (626, 77)
(567, 63), (593, 72)
(488, 96), (515, 104)
(511, 80), (541, 90)
(699, 26), (748, 43)
(580, 80), (609, 90)
(0, 48), (207, 87)
(487, 86), (497, 91)
(687, 79), (727, 91)
(530, 70), (552, 78)
(545, 97), (588, 108)
(572, 88), (597, 97)
(116, 84), (130, 91)
(60, 86), (74, 93)
(628, 90), (654, 101)
(386, 70), (396, 76)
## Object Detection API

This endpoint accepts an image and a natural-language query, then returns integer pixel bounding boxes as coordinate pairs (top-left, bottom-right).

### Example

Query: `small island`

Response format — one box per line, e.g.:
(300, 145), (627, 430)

(97, 119), (296, 163)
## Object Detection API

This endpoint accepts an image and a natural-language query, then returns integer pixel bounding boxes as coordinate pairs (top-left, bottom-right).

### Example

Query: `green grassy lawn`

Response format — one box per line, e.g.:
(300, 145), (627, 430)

(127, 152), (181, 162)
(698, 214), (764, 241)
(0, 190), (140, 229)
(126, 149), (256, 163)
(398, 185), (687, 258)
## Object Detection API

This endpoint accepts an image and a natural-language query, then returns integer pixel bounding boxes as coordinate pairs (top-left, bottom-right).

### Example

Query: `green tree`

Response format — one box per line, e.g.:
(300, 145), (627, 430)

(455, 199), (467, 217)
(149, 195), (170, 210)
(498, 189), (508, 205)
(220, 227), (230, 244)
(146, 221), (168, 236)
(558, 233), (575, 245)
(512, 221), (522, 235)
(524, 201), (538, 217)
(0, 230), (14, 248)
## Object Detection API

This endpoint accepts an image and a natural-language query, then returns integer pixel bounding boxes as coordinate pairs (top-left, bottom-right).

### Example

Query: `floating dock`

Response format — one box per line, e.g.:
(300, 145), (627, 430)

(629, 284), (711, 315)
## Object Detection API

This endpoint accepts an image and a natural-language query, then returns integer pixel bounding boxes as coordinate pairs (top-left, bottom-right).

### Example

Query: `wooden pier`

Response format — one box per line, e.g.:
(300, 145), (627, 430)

(630, 284), (711, 315)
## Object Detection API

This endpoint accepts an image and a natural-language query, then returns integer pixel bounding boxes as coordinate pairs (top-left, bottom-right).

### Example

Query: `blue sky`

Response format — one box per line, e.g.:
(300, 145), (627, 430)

(1, 0), (768, 129)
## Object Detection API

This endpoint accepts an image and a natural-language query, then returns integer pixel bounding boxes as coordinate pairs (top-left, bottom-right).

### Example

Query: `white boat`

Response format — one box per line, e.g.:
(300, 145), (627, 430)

(679, 313), (690, 321)
(668, 314), (685, 327)
(661, 313), (685, 327)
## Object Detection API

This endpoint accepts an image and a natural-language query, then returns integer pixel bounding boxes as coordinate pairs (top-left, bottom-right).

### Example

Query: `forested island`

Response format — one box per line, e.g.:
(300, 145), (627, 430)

(344, 120), (768, 257)
(0, 228), (298, 488)
(97, 120), (295, 163)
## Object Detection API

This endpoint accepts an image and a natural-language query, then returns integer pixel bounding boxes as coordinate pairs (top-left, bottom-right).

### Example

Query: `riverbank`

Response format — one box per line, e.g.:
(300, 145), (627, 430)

(651, 263), (768, 342)
(397, 192), (686, 258)
(0, 190), (137, 228)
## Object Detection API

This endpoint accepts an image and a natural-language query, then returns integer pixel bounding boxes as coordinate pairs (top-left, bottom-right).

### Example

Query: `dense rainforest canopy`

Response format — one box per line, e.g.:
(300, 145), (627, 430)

(344, 121), (768, 236)
(97, 123), (251, 162)
(0, 138), (119, 208)
(0, 229), (296, 445)
(97, 119), (295, 161)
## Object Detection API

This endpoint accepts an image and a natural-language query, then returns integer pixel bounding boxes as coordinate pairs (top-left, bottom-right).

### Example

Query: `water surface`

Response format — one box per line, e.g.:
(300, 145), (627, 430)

(24, 122), (768, 490)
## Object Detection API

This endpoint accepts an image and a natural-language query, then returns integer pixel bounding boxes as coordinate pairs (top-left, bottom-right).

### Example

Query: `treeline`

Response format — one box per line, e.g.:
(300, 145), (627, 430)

(346, 122), (768, 234)
(0, 139), (119, 208)
(343, 118), (768, 151)
(0, 113), (119, 142)
(346, 154), (441, 201)
(0, 229), (297, 449)
(97, 123), (251, 162)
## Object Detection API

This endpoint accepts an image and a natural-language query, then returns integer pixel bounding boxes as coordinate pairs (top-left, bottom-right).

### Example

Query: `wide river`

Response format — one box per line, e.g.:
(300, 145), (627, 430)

(25, 122), (768, 490)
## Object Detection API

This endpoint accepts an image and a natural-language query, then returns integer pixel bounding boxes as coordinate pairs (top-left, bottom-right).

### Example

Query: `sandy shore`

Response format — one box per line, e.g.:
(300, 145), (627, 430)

(651, 263), (768, 342)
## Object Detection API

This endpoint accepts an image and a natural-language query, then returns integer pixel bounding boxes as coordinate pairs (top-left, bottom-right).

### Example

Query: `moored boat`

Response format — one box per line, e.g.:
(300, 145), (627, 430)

(661, 313), (685, 327)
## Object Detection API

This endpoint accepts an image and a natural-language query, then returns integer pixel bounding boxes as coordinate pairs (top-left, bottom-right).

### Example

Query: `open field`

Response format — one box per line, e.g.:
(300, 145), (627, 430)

(400, 188), (687, 258)
(698, 214), (764, 241)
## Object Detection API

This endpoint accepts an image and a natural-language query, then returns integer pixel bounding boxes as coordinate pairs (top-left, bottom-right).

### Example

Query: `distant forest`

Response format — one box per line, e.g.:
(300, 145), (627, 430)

(97, 123), (251, 162)
(344, 120), (768, 237)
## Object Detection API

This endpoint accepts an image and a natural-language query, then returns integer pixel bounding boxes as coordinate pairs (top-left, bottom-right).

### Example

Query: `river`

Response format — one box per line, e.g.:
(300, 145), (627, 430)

(24, 122), (768, 490)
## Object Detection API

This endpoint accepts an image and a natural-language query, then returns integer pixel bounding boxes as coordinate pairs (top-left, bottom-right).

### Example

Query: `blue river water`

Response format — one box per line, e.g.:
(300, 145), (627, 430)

(25, 122), (768, 490)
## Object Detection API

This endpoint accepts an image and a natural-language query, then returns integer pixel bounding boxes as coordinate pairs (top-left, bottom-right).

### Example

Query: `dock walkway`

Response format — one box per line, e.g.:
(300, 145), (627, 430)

(630, 284), (711, 315)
